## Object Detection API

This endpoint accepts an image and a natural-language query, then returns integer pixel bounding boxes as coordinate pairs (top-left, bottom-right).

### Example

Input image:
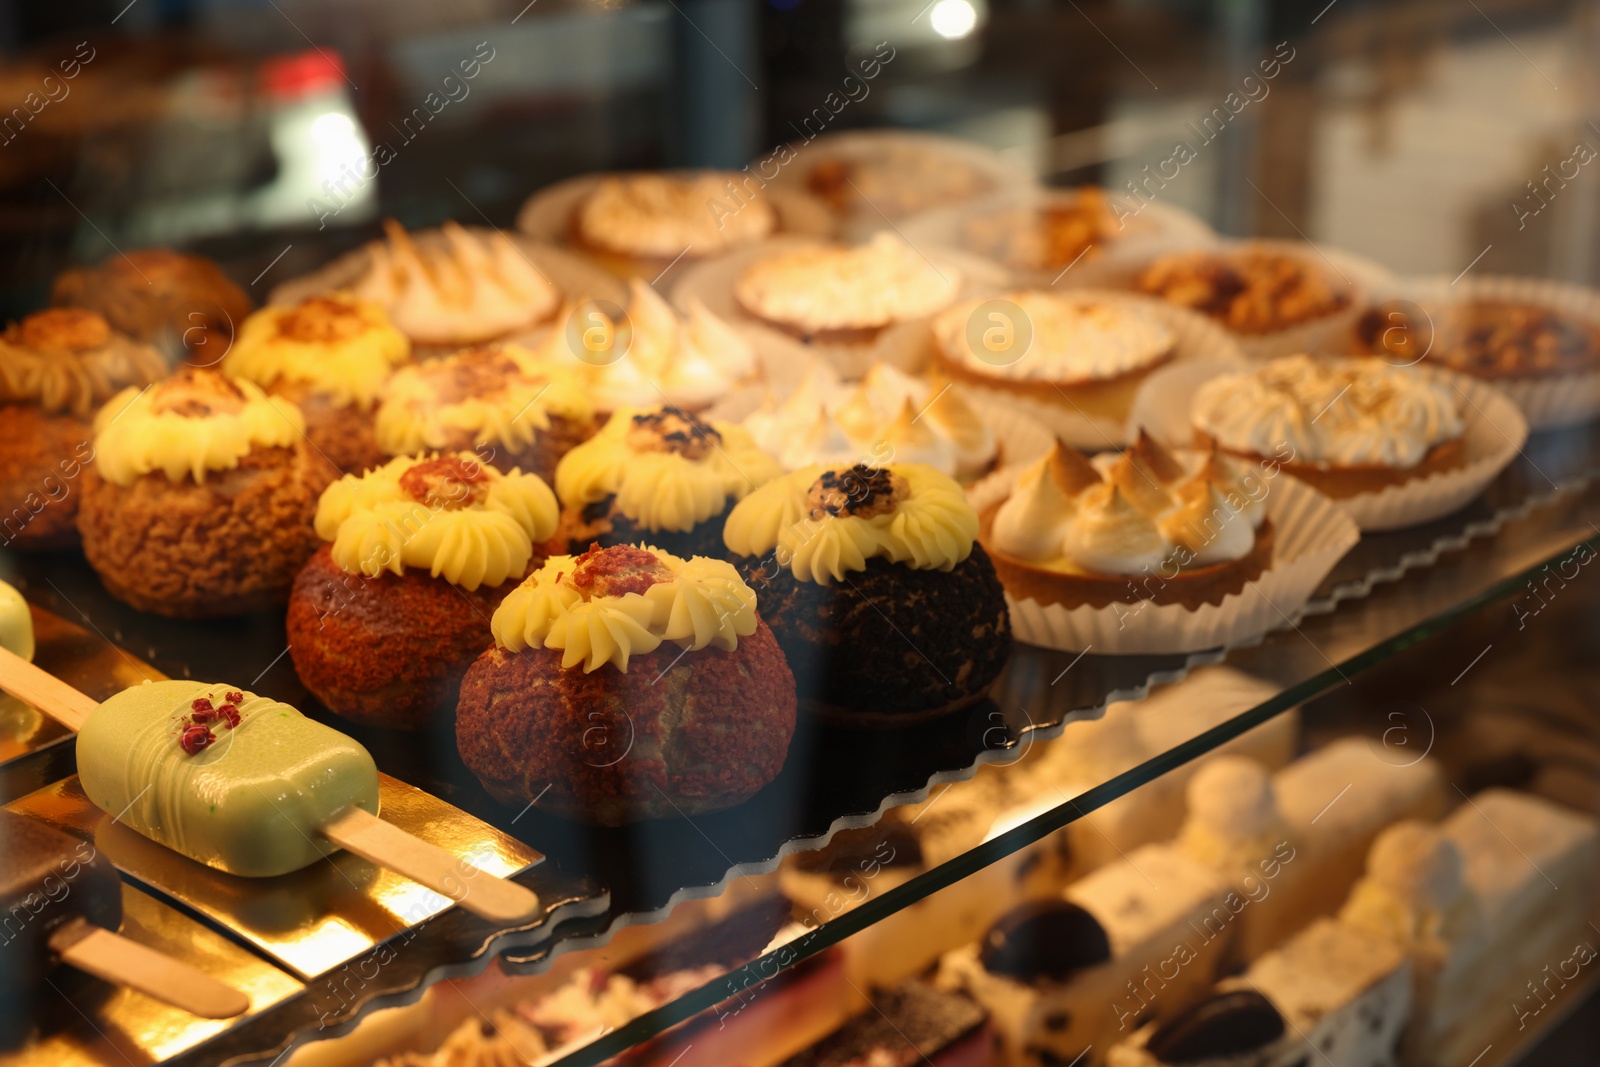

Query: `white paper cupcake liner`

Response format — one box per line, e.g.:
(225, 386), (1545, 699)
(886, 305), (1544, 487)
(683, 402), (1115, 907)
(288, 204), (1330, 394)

(929, 289), (1246, 451)
(707, 377), (1055, 508)
(899, 188), (1215, 289)
(1359, 273), (1600, 431)
(761, 129), (1036, 242)
(1131, 358), (1529, 532)
(513, 171), (835, 257)
(268, 228), (627, 355)
(1003, 469), (1359, 655)
(1061, 235), (1390, 361)
(670, 235), (1010, 381)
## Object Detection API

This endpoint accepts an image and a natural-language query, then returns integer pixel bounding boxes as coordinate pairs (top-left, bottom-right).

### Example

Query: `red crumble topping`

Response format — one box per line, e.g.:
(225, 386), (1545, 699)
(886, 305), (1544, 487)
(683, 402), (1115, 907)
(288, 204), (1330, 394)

(179, 691), (243, 753)
(399, 455), (491, 509)
(569, 542), (675, 599)
(180, 723), (215, 754)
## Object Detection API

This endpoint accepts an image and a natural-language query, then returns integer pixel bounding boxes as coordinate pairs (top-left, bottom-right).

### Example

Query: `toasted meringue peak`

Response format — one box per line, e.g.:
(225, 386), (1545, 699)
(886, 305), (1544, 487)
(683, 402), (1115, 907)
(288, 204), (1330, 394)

(1110, 452), (1174, 517)
(1127, 428), (1186, 484)
(1046, 440), (1103, 498)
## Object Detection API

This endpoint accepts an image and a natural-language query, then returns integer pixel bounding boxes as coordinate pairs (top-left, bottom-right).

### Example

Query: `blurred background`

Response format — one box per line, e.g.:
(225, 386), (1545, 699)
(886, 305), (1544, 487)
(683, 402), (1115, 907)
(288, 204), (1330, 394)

(0, 0), (1594, 314)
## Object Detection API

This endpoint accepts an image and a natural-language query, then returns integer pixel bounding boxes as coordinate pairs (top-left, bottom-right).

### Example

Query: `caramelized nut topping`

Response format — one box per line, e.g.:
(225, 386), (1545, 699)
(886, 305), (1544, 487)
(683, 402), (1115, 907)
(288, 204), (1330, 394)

(275, 296), (369, 344)
(150, 367), (248, 417)
(626, 409), (723, 460)
(805, 464), (906, 520)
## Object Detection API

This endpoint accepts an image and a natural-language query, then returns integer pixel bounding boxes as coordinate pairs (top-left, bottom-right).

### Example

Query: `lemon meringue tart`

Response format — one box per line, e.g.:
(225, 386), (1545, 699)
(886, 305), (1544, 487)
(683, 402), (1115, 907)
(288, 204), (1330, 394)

(1190, 355), (1466, 498)
(980, 434), (1275, 611)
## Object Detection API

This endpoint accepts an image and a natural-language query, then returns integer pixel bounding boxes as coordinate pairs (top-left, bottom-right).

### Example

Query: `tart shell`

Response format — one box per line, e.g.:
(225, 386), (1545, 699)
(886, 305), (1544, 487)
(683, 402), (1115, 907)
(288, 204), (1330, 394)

(456, 619), (796, 825)
(1193, 431), (1467, 499)
(930, 343), (1174, 423)
(979, 502), (1276, 611)
(286, 545), (527, 730)
(732, 547), (1012, 725)
(0, 406), (95, 550)
(76, 444), (332, 617)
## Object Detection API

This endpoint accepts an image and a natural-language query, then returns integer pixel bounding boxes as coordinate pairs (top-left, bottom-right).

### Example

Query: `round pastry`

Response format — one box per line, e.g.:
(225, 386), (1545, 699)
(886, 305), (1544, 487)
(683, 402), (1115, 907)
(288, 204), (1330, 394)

(533, 277), (760, 413)
(571, 171), (778, 275)
(1190, 355), (1466, 498)
(741, 361), (999, 482)
(931, 290), (1176, 426)
(51, 248), (251, 360)
(805, 141), (993, 222)
(961, 186), (1125, 276)
(374, 343), (597, 483)
(1356, 297), (1599, 382)
(554, 407), (782, 560)
(346, 219), (561, 349)
(1134, 247), (1349, 335)
(0, 308), (167, 550)
(733, 233), (962, 344)
(456, 542), (796, 824)
(723, 461), (1010, 723)
(223, 294), (410, 473)
(287, 452), (560, 729)
(981, 434), (1274, 610)
(76, 367), (333, 617)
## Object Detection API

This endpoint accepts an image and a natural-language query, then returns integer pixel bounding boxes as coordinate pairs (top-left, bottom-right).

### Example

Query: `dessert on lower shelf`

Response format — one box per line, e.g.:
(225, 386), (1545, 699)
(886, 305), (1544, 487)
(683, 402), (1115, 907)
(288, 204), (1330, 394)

(1132, 247), (1350, 337)
(534, 277), (761, 414)
(51, 247), (252, 360)
(554, 407), (782, 560)
(981, 435), (1273, 611)
(76, 366), (334, 616)
(345, 219), (562, 349)
(929, 290), (1176, 430)
(1108, 919), (1412, 1067)
(75, 678), (382, 877)
(374, 343), (597, 483)
(455, 542), (796, 824)
(286, 452), (560, 729)
(222, 294), (411, 473)
(1341, 791), (1600, 1067)
(1190, 354), (1467, 498)
(723, 461), (1011, 723)
(0, 307), (167, 550)
(733, 233), (963, 345)
(938, 847), (1234, 1067)
(740, 361), (1001, 483)
(776, 980), (995, 1067)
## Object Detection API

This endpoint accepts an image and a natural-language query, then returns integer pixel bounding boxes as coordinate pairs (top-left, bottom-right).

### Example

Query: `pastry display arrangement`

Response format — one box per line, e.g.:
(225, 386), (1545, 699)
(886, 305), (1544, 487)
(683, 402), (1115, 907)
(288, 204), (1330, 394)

(0, 127), (1598, 1067)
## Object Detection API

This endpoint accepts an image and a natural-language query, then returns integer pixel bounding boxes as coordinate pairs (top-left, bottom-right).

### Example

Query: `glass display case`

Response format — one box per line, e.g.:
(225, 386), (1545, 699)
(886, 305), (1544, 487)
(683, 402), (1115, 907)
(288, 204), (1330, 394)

(0, 0), (1598, 1065)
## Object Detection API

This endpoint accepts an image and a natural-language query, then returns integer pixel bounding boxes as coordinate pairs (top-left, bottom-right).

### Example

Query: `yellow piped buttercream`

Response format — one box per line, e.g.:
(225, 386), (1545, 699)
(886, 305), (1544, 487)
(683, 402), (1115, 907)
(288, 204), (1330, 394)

(223, 296), (409, 409)
(92, 372), (304, 487)
(490, 548), (758, 672)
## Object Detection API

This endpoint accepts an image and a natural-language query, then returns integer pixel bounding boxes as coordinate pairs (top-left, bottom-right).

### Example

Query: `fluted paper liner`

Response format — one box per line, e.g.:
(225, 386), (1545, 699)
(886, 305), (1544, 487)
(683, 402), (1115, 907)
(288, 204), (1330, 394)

(708, 378), (1055, 509)
(986, 464), (1359, 655)
(1357, 273), (1600, 430)
(1061, 235), (1390, 362)
(1131, 358), (1529, 531)
(671, 235), (1009, 380)
(928, 289), (1246, 450)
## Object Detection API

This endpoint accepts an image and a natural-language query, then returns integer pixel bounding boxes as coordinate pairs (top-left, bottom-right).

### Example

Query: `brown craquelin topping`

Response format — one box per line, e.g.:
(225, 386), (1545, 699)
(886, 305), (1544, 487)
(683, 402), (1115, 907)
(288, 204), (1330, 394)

(275, 296), (370, 344)
(399, 454), (490, 509)
(805, 464), (905, 520)
(626, 409), (722, 461)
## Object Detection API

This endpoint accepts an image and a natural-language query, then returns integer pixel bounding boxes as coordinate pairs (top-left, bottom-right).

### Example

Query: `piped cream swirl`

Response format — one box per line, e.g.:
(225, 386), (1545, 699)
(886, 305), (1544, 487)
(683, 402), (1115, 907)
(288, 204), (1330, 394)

(0, 308), (167, 417)
(224, 295), (409, 409)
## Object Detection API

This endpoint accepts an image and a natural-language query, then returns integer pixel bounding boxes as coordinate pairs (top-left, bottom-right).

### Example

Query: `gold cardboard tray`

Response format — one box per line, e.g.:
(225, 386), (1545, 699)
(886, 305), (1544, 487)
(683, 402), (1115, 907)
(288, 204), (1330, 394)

(0, 606), (157, 765)
(9, 775), (545, 980)
(0, 883), (302, 1067)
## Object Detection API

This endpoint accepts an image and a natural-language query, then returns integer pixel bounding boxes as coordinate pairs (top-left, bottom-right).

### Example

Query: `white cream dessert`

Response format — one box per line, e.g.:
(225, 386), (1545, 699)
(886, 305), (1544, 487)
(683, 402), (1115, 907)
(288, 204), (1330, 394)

(349, 219), (560, 347)
(1192, 355), (1464, 470)
(535, 278), (759, 412)
(988, 436), (1266, 579)
(1109, 920), (1412, 1067)
(938, 844), (1233, 1067)
(575, 172), (777, 259)
(734, 233), (963, 336)
(741, 361), (998, 480)
(1273, 738), (1448, 925)
(932, 292), (1175, 384)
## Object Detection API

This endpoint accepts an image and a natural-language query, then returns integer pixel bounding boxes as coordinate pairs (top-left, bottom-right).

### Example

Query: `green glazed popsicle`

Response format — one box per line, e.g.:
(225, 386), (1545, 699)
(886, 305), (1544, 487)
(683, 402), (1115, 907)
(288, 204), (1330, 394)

(76, 679), (380, 878)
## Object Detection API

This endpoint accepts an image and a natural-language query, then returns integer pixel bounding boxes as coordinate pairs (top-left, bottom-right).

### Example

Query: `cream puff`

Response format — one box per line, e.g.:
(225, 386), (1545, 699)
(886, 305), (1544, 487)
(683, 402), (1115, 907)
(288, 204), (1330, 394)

(51, 248), (252, 360)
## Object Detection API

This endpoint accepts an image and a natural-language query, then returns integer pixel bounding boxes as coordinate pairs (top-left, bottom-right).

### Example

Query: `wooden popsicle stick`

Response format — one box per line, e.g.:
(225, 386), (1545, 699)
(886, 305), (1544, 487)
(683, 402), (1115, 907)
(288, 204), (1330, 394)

(0, 645), (94, 731)
(49, 919), (250, 1019)
(319, 806), (540, 923)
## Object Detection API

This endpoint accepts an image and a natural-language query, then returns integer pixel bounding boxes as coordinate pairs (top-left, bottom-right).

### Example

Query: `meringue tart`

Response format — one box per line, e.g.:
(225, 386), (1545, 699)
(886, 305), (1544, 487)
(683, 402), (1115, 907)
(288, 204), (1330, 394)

(979, 433), (1275, 611)
(1190, 355), (1467, 498)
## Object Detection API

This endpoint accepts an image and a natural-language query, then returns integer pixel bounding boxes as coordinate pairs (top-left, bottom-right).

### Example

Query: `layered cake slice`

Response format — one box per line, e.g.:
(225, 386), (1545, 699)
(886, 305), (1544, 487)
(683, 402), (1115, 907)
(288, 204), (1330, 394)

(1108, 918), (1412, 1067)
(775, 980), (994, 1067)
(939, 844), (1232, 1067)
